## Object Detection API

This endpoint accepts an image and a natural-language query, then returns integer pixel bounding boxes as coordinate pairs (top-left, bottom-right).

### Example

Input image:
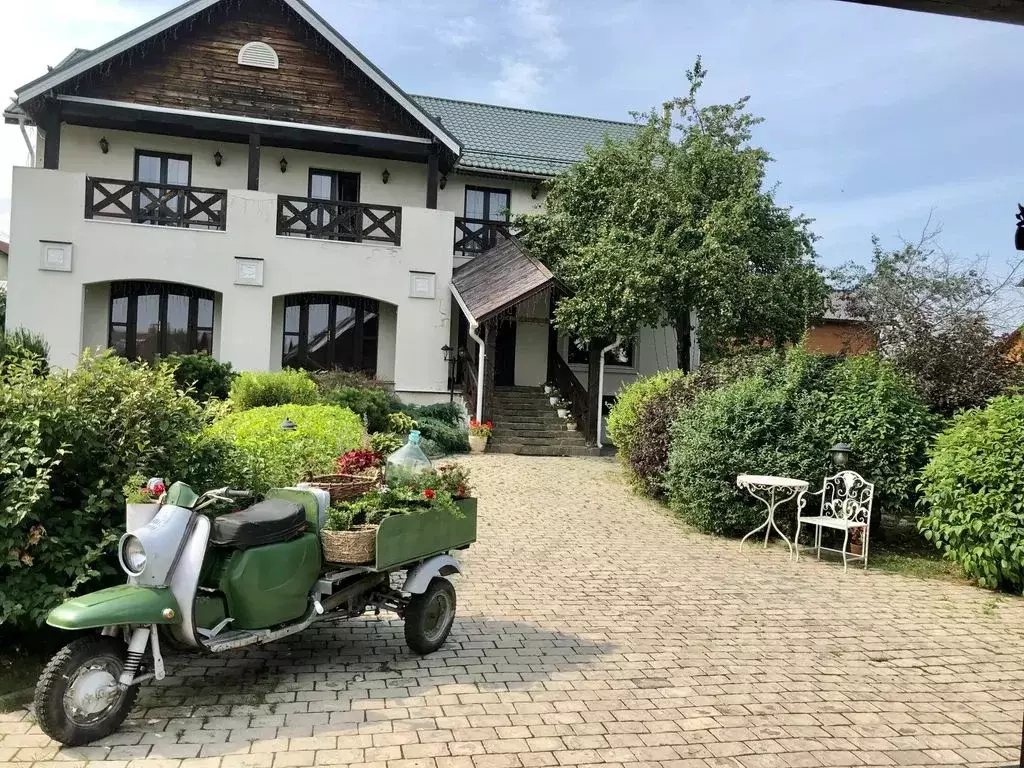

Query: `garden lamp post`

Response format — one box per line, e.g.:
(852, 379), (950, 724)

(829, 443), (852, 468)
(442, 345), (463, 402)
(280, 417), (297, 431)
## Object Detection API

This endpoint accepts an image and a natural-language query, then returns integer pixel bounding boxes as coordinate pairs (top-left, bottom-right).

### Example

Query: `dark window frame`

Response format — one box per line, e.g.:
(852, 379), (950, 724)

(108, 280), (215, 361)
(464, 185), (512, 222)
(134, 149), (193, 186)
(307, 168), (361, 202)
(282, 293), (379, 374)
(567, 338), (636, 368)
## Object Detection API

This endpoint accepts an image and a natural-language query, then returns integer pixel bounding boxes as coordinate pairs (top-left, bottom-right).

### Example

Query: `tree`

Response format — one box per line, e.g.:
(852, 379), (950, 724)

(518, 58), (827, 371)
(839, 222), (1024, 414)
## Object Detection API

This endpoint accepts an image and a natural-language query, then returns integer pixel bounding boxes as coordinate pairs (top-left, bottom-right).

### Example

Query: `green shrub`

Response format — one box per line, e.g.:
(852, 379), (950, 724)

(628, 351), (779, 496)
(160, 352), (235, 403)
(918, 396), (1024, 590)
(310, 369), (387, 393)
(416, 416), (469, 455)
(322, 386), (398, 433)
(370, 431), (404, 456)
(0, 283), (6, 329)
(0, 351), (238, 628)
(419, 436), (445, 460)
(230, 369), (318, 410)
(207, 404), (364, 493)
(0, 327), (50, 375)
(400, 401), (465, 427)
(607, 369), (687, 459)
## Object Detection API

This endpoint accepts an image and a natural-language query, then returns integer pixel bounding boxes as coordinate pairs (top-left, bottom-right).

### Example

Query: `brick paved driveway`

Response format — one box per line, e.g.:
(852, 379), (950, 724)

(5, 455), (1024, 768)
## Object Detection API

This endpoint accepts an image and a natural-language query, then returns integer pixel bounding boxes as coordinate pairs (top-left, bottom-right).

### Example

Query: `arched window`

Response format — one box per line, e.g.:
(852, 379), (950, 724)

(109, 281), (215, 362)
(237, 41), (279, 70)
(282, 294), (378, 373)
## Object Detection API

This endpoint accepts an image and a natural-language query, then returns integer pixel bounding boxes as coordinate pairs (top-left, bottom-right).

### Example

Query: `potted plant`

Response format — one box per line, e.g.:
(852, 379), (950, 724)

(565, 415), (577, 432)
(542, 381), (554, 395)
(124, 473), (166, 532)
(468, 418), (493, 453)
(556, 400), (569, 419)
(548, 390), (560, 406)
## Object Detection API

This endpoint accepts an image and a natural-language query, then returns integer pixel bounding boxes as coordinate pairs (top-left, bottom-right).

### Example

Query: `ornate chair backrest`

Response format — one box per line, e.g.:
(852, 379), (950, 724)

(819, 470), (874, 524)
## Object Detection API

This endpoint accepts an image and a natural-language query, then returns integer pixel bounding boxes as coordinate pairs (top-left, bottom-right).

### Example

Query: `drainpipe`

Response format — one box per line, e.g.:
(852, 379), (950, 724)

(450, 288), (486, 422)
(18, 117), (36, 166)
(596, 336), (622, 449)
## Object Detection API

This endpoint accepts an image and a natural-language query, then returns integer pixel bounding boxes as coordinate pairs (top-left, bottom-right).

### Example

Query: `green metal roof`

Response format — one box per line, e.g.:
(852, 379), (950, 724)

(412, 95), (637, 178)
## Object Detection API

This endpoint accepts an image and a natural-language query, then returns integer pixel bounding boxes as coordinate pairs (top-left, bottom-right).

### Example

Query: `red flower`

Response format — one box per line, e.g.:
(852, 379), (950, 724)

(423, 488), (436, 500)
(457, 484), (466, 497)
(147, 478), (166, 496)
(485, 422), (493, 429)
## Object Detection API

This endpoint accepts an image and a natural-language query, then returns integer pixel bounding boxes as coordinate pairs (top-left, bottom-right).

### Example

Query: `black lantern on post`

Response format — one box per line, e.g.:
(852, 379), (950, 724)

(442, 345), (464, 402)
(280, 417), (297, 431)
(829, 442), (852, 468)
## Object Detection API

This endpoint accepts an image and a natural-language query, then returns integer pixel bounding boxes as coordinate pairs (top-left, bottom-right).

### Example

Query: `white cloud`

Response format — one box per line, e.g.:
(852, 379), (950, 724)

(492, 60), (545, 108)
(440, 15), (481, 49)
(509, 0), (567, 61)
(488, 0), (566, 107)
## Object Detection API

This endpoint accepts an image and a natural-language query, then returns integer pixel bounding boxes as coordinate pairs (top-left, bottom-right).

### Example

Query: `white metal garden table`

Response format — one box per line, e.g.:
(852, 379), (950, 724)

(735, 474), (809, 558)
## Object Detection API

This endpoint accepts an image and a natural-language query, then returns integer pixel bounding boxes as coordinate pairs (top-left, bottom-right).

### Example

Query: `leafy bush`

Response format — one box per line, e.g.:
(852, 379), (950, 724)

(310, 369), (387, 393)
(230, 369), (318, 410)
(628, 351), (779, 496)
(918, 396), (1024, 590)
(399, 401), (465, 427)
(207, 404), (364, 493)
(161, 352), (235, 403)
(0, 351), (237, 628)
(665, 350), (936, 537)
(416, 416), (469, 454)
(370, 431), (403, 455)
(606, 370), (687, 458)
(0, 327), (50, 375)
(419, 436), (445, 460)
(322, 386), (398, 433)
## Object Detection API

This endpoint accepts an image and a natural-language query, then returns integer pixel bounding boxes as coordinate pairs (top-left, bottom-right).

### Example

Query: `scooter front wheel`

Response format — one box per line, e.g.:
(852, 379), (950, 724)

(34, 635), (141, 746)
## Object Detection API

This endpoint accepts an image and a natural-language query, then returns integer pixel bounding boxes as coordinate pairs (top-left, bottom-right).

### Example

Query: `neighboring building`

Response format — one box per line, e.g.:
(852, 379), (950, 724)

(0, 239), (8, 281)
(804, 292), (875, 355)
(3, 0), (682, 433)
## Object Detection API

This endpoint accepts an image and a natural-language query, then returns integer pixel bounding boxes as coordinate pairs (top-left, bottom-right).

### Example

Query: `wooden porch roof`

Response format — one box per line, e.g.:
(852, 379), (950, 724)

(450, 238), (561, 326)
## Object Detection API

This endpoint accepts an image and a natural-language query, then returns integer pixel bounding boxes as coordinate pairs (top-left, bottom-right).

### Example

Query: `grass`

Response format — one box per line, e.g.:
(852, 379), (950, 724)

(860, 517), (967, 584)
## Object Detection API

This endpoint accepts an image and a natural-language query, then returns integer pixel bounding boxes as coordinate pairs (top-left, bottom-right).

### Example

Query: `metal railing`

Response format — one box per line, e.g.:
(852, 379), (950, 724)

(453, 217), (510, 254)
(85, 177), (227, 230)
(548, 347), (592, 442)
(277, 196), (401, 245)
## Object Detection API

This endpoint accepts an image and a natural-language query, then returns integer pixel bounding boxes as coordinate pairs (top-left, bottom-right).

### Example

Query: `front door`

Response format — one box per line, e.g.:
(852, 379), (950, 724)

(493, 319), (516, 387)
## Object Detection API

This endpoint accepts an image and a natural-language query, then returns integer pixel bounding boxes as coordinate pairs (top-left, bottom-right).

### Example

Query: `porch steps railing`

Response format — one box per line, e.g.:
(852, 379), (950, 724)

(486, 387), (598, 457)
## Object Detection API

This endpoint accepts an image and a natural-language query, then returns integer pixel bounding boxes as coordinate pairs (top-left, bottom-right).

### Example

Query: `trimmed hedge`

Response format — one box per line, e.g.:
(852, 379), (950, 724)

(161, 352), (235, 403)
(919, 396), (1024, 590)
(230, 369), (318, 410)
(207, 404), (364, 493)
(322, 386), (398, 433)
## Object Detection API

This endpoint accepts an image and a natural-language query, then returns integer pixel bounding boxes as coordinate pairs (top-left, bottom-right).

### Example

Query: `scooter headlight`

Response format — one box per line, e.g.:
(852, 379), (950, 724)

(119, 534), (147, 576)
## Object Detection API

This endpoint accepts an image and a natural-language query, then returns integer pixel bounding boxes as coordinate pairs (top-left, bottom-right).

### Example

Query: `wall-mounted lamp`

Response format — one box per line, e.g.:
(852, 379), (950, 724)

(381, 168), (390, 185)
(213, 150), (223, 167)
(530, 182), (541, 200)
(98, 137), (109, 154)
(439, 174), (447, 190)
(280, 157), (288, 173)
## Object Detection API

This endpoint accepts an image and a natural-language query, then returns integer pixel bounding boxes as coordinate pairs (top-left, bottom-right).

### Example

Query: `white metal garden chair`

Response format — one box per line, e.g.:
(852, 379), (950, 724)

(795, 470), (874, 571)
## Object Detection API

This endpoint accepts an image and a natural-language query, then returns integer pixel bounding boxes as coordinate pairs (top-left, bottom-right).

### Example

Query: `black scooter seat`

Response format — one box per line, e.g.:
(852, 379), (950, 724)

(210, 499), (308, 550)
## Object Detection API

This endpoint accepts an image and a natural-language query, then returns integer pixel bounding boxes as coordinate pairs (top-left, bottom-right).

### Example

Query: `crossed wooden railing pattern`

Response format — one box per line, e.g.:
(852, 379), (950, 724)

(453, 217), (511, 254)
(277, 195), (402, 246)
(85, 177), (227, 230)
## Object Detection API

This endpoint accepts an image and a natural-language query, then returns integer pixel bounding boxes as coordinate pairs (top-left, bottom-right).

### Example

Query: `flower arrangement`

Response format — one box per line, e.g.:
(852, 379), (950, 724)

(336, 448), (383, 475)
(468, 418), (493, 438)
(123, 473), (166, 505)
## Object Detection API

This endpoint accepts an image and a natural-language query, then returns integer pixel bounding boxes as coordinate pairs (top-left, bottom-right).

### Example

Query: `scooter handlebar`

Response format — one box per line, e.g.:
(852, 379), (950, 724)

(225, 489), (253, 499)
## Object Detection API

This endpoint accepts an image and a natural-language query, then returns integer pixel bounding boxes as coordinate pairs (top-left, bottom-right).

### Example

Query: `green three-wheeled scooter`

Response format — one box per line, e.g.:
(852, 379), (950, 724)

(33, 480), (476, 746)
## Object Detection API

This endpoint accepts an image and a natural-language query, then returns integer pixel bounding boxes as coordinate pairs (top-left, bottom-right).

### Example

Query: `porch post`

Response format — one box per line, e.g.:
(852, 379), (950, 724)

(247, 133), (261, 191)
(41, 103), (62, 170)
(586, 344), (603, 444)
(483, 321), (497, 421)
(426, 143), (439, 209)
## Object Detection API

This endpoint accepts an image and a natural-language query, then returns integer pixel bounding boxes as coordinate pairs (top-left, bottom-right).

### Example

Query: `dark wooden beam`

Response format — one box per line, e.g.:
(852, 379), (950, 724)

(247, 133), (261, 191)
(838, 0), (1024, 26)
(41, 104), (62, 170)
(426, 143), (439, 209)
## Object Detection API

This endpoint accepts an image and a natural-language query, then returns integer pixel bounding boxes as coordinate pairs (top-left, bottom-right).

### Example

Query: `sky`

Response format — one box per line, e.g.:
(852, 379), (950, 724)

(2, 0), (1023, 289)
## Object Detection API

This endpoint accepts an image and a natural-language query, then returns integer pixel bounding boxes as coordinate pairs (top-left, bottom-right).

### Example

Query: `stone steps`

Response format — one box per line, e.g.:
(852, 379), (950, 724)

(488, 386), (594, 457)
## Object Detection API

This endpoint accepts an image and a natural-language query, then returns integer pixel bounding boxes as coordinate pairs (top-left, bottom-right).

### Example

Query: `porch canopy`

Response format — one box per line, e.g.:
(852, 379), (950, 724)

(450, 237), (561, 422)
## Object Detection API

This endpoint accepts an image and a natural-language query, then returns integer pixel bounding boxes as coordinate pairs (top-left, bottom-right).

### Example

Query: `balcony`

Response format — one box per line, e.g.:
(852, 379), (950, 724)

(453, 217), (511, 255)
(277, 195), (402, 246)
(84, 177), (227, 230)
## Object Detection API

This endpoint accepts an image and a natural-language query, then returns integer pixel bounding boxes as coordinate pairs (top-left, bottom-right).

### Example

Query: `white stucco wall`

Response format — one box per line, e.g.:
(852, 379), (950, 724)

(8, 167), (455, 397)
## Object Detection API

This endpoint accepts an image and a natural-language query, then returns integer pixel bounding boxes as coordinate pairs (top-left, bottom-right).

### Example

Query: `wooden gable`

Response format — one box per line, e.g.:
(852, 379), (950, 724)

(55, 0), (431, 139)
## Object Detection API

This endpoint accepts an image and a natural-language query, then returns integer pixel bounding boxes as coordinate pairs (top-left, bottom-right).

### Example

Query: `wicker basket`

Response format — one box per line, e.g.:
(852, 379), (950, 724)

(321, 525), (378, 564)
(307, 473), (378, 504)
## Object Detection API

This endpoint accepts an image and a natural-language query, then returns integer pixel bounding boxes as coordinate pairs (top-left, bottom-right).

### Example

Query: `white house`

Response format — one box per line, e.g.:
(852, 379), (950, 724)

(3, 0), (684, 445)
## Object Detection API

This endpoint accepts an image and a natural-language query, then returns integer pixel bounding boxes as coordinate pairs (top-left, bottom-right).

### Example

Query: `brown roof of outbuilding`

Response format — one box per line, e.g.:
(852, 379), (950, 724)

(451, 238), (561, 325)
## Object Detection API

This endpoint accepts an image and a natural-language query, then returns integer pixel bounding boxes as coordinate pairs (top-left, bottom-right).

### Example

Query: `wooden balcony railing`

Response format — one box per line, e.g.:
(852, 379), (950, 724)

(548, 347), (593, 442)
(85, 177), (227, 230)
(277, 196), (401, 246)
(453, 217), (510, 254)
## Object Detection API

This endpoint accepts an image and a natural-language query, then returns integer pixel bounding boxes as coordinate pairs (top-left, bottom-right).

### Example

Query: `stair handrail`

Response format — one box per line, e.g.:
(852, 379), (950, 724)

(548, 348), (592, 442)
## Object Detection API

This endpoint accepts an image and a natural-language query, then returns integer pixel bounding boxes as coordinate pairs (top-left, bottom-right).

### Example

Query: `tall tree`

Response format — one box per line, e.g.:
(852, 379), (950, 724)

(519, 58), (827, 370)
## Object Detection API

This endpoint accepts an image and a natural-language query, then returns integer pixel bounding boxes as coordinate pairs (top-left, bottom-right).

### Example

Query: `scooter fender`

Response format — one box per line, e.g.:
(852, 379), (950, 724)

(402, 555), (463, 594)
(46, 584), (182, 630)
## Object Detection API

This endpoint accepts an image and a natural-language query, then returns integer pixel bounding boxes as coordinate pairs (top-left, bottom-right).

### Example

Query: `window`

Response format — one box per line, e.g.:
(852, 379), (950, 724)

(109, 281), (215, 362)
(462, 186), (511, 253)
(567, 338), (635, 367)
(282, 294), (379, 373)
(306, 169), (361, 239)
(135, 150), (191, 186)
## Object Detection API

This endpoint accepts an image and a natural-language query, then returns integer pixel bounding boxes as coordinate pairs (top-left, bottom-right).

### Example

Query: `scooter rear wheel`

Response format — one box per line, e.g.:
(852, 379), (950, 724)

(404, 577), (456, 654)
(34, 635), (140, 746)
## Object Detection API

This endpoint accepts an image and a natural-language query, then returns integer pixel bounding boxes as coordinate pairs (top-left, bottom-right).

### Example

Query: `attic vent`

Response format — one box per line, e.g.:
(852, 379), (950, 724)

(238, 42), (279, 69)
